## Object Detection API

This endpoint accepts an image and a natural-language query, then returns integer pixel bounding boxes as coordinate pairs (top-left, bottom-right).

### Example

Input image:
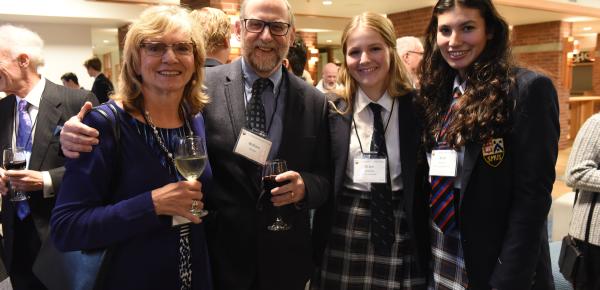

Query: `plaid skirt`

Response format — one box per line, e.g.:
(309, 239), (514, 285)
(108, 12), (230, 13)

(428, 222), (468, 290)
(312, 191), (426, 290)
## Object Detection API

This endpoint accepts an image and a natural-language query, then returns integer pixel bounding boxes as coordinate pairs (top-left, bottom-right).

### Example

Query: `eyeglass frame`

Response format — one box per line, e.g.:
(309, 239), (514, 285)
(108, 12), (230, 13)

(139, 41), (196, 57)
(241, 18), (292, 36)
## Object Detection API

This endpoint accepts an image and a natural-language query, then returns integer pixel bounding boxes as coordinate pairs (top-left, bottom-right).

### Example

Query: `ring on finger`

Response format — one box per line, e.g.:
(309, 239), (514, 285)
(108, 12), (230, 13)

(191, 199), (199, 212)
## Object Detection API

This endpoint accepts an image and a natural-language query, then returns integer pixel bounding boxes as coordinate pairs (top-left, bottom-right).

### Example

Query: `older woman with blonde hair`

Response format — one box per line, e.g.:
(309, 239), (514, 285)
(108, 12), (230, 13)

(50, 5), (213, 290)
(312, 12), (429, 289)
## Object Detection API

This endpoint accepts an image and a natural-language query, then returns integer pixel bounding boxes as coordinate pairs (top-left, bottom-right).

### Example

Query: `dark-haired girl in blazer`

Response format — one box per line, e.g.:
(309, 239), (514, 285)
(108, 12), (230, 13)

(419, 0), (559, 289)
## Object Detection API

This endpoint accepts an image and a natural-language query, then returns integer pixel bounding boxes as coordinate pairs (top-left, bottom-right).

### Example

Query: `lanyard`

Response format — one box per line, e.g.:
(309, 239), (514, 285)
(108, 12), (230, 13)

(351, 98), (395, 154)
(242, 73), (285, 136)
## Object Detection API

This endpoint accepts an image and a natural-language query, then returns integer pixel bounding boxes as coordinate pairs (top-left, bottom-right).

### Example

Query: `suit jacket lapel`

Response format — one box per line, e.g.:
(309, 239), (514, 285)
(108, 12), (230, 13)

(278, 70), (306, 158)
(0, 96), (16, 150)
(459, 142), (481, 208)
(224, 60), (246, 139)
(29, 81), (62, 171)
(397, 95), (417, 211)
(329, 100), (351, 196)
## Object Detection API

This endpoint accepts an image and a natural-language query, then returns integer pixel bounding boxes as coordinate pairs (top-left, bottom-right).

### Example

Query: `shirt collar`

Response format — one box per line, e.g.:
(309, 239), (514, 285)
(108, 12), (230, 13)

(17, 76), (45, 108)
(452, 75), (466, 95)
(241, 57), (283, 93)
(355, 87), (393, 114)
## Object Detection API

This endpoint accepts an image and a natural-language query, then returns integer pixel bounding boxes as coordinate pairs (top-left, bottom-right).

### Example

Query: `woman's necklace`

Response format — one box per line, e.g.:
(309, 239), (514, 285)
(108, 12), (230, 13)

(142, 110), (176, 165)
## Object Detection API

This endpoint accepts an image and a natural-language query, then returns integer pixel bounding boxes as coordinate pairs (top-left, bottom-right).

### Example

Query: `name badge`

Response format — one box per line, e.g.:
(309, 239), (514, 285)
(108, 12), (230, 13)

(429, 149), (457, 177)
(353, 153), (387, 183)
(233, 128), (272, 165)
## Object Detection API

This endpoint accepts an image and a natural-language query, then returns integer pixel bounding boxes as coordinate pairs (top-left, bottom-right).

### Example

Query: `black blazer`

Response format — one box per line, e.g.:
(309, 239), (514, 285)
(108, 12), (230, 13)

(91, 73), (114, 104)
(202, 59), (331, 290)
(444, 68), (559, 290)
(0, 80), (97, 271)
(312, 91), (430, 278)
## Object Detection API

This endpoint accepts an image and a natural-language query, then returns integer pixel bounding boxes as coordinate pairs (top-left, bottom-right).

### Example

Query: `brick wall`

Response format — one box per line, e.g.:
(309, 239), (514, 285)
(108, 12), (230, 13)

(512, 21), (571, 149)
(388, 6), (432, 38)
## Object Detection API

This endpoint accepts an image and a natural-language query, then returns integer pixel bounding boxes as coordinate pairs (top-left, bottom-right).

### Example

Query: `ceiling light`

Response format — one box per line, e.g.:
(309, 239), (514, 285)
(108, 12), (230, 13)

(322, 1), (333, 5)
(103, 40), (109, 43)
(583, 27), (592, 31)
(326, 40), (332, 43)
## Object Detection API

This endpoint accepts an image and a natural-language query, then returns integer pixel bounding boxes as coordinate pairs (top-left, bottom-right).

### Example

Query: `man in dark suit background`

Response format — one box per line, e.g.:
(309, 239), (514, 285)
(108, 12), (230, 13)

(59, 1), (331, 289)
(0, 24), (98, 290)
(84, 56), (113, 103)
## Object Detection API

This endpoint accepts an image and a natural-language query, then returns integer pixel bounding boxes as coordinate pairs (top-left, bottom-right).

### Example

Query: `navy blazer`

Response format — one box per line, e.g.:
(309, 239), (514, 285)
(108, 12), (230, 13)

(439, 68), (559, 290)
(202, 59), (331, 290)
(51, 101), (213, 290)
(312, 91), (430, 278)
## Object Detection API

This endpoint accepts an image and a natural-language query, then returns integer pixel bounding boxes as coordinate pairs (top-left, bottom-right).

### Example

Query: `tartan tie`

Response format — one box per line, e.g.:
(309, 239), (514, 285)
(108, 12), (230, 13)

(430, 89), (461, 233)
(368, 103), (395, 254)
(246, 78), (271, 133)
(16, 99), (31, 220)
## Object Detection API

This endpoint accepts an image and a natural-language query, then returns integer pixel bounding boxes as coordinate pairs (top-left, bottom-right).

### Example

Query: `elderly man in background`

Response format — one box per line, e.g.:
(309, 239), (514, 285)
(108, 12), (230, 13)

(396, 36), (423, 88)
(315, 62), (342, 93)
(0, 24), (97, 290)
(190, 7), (232, 67)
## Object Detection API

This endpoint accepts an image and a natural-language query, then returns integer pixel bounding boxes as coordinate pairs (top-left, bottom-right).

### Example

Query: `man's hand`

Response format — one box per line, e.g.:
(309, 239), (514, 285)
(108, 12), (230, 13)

(5, 169), (43, 192)
(270, 170), (305, 206)
(60, 101), (99, 158)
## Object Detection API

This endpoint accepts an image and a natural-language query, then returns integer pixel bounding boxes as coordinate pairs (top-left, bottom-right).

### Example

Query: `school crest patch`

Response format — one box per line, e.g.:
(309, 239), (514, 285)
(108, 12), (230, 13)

(482, 138), (504, 167)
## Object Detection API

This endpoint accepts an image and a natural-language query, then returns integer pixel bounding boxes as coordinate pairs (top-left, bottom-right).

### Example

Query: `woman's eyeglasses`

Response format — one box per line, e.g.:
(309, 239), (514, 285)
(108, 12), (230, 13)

(140, 42), (195, 56)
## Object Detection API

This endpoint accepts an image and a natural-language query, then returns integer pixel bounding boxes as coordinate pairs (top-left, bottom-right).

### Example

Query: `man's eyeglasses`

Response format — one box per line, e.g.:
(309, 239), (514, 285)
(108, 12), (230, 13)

(140, 42), (195, 57)
(408, 51), (424, 55)
(242, 19), (291, 36)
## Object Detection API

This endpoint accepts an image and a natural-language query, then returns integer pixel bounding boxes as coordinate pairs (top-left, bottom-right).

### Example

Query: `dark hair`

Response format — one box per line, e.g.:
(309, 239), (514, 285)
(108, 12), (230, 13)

(286, 36), (307, 77)
(60, 72), (79, 85)
(419, 0), (515, 149)
(84, 57), (102, 71)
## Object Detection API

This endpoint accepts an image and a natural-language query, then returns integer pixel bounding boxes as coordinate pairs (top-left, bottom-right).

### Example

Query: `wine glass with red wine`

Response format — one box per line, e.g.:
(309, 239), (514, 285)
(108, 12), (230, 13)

(263, 159), (291, 231)
(2, 148), (29, 201)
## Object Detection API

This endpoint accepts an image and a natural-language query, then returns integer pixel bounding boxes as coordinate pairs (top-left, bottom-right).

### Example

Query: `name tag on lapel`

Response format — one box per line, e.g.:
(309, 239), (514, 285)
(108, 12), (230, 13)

(233, 128), (272, 165)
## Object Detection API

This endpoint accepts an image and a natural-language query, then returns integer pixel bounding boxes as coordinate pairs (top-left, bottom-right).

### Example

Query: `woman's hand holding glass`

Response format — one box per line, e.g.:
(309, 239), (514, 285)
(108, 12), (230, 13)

(151, 180), (204, 224)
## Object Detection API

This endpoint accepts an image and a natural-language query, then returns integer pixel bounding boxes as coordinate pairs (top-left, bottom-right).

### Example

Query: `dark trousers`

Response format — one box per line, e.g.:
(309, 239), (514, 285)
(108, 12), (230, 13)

(573, 240), (600, 290)
(9, 216), (46, 290)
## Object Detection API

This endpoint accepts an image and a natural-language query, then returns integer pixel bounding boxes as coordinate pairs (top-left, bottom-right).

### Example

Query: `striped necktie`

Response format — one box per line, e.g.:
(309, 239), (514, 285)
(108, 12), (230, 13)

(430, 88), (461, 233)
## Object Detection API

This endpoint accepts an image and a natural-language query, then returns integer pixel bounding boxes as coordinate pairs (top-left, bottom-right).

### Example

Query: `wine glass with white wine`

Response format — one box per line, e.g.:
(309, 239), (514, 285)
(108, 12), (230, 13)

(174, 136), (208, 218)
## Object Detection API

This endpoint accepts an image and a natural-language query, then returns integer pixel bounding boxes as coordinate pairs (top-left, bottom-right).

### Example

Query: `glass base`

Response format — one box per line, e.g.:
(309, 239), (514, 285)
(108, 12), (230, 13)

(190, 209), (208, 218)
(267, 217), (291, 231)
(10, 192), (28, 202)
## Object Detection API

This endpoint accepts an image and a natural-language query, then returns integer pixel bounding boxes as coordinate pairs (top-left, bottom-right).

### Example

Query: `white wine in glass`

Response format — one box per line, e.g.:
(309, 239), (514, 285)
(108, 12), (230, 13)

(174, 136), (208, 218)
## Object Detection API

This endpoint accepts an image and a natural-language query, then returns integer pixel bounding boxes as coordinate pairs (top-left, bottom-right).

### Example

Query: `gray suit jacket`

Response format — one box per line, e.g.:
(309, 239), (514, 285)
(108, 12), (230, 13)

(202, 59), (331, 290)
(0, 79), (97, 272)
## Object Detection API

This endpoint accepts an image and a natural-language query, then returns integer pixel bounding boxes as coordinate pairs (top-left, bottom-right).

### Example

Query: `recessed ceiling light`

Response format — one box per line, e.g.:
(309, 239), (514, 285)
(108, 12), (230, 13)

(583, 26), (592, 31)
(326, 40), (332, 43)
(103, 40), (109, 43)
(323, 1), (333, 5)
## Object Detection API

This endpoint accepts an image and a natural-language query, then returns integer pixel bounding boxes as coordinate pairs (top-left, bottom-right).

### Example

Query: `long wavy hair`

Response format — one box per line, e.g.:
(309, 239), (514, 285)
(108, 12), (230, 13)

(334, 12), (412, 114)
(117, 5), (209, 115)
(419, 0), (515, 149)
